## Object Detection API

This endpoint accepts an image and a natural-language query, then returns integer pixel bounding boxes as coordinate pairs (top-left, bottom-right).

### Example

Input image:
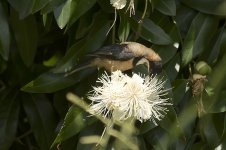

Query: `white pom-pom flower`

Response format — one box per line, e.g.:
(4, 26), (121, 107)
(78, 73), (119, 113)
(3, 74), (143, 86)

(110, 0), (127, 9)
(88, 70), (171, 124)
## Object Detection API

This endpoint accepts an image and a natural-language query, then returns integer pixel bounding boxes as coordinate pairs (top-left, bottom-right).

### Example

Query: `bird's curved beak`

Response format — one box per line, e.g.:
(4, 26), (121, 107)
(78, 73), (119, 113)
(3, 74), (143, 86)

(150, 61), (162, 75)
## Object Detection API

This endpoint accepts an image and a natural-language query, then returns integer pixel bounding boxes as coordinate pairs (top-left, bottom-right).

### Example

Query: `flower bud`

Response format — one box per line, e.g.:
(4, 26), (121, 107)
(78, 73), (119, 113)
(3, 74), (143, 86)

(195, 61), (212, 75)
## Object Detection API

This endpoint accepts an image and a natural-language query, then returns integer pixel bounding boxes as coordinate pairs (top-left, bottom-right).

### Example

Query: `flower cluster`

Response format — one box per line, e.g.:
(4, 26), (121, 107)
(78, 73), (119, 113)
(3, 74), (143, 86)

(88, 70), (171, 124)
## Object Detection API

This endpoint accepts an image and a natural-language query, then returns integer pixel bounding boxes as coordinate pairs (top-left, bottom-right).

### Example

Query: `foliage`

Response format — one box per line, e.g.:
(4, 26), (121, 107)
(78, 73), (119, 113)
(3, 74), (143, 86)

(1, 0), (226, 149)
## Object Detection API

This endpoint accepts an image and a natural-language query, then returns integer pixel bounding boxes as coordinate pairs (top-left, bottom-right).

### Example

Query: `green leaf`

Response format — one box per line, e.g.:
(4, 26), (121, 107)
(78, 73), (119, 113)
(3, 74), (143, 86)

(41, 0), (66, 14)
(139, 121), (157, 134)
(175, 5), (197, 39)
(52, 105), (96, 147)
(53, 91), (69, 118)
(54, 0), (97, 29)
(58, 136), (78, 150)
(54, 0), (72, 29)
(206, 91), (226, 113)
(53, 11), (110, 73)
(67, 0), (97, 28)
(0, 57), (7, 73)
(221, 114), (226, 149)
(53, 39), (86, 73)
(118, 13), (130, 42)
(75, 12), (93, 39)
(181, 0), (226, 16)
(130, 14), (172, 45)
(31, 0), (50, 13)
(151, 0), (176, 16)
(199, 114), (223, 147)
(21, 68), (96, 93)
(204, 23), (226, 64)
(172, 79), (189, 105)
(10, 10), (38, 67)
(204, 53), (226, 112)
(144, 127), (172, 149)
(208, 25), (226, 64)
(181, 13), (219, 66)
(164, 53), (180, 81)
(22, 93), (57, 150)
(133, 64), (149, 76)
(76, 122), (103, 150)
(150, 11), (181, 43)
(97, 0), (114, 13)
(0, 89), (20, 150)
(7, 0), (33, 18)
(159, 105), (183, 139)
(137, 136), (148, 150)
(8, 0), (49, 18)
(152, 44), (177, 64)
(0, 2), (10, 60)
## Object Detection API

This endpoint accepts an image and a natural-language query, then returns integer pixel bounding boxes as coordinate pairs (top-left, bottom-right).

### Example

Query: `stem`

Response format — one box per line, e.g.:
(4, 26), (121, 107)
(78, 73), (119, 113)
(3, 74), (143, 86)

(134, 0), (148, 41)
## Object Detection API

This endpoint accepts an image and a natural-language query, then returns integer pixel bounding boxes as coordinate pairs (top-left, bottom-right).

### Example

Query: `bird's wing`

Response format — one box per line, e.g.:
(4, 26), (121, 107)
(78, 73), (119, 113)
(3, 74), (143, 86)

(88, 44), (136, 60)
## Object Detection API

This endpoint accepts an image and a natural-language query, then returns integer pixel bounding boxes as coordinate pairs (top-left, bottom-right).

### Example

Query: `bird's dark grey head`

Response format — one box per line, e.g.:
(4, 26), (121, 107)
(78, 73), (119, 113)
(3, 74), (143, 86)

(149, 61), (162, 75)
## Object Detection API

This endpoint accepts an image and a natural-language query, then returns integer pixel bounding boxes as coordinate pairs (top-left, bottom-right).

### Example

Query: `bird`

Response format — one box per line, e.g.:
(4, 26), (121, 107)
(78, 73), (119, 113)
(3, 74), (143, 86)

(65, 42), (162, 76)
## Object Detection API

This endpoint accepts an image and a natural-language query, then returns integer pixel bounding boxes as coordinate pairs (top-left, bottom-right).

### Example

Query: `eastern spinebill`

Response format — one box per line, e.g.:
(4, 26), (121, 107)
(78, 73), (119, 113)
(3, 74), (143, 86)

(65, 42), (162, 76)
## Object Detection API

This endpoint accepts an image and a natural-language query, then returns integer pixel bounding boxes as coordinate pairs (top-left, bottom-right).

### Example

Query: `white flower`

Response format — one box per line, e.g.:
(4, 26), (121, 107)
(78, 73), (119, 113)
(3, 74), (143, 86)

(110, 0), (135, 16)
(110, 0), (127, 9)
(88, 70), (171, 124)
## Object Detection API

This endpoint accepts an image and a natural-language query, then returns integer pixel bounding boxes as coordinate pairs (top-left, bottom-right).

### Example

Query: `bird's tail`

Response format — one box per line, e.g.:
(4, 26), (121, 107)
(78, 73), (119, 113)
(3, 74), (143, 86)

(64, 59), (94, 77)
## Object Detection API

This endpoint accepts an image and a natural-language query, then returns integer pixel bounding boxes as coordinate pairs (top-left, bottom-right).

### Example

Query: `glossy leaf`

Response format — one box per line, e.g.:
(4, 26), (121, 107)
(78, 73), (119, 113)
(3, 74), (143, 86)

(41, 0), (66, 14)
(151, 0), (176, 16)
(0, 2), (10, 60)
(181, 13), (219, 66)
(175, 5), (197, 39)
(0, 89), (20, 150)
(139, 121), (157, 134)
(181, 0), (226, 16)
(75, 12), (93, 39)
(152, 44), (177, 64)
(206, 92), (226, 113)
(67, 0), (97, 28)
(22, 93), (57, 150)
(97, 0), (114, 13)
(53, 11), (110, 73)
(8, 0), (49, 18)
(205, 23), (226, 64)
(164, 53), (180, 81)
(159, 105), (183, 140)
(54, 0), (72, 29)
(53, 91), (69, 118)
(133, 64), (149, 76)
(150, 11), (181, 43)
(54, 0), (96, 29)
(221, 115), (226, 149)
(130, 14), (172, 45)
(144, 127), (172, 150)
(10, 10), (38, 67)
(7, 0), (33, 18)
(2, 0), (226, 149)
(208, 25), (226, 64)
(172, 79), (189, 105)
(76, 122), (103, 150)
(118, 13), (130, 42)
(204, 53), (226, 113)
(21, 68), (96, 93)
(52, 105), (96, 146)
(199, 114), (223, 147)
(31, 0), (50, 13)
